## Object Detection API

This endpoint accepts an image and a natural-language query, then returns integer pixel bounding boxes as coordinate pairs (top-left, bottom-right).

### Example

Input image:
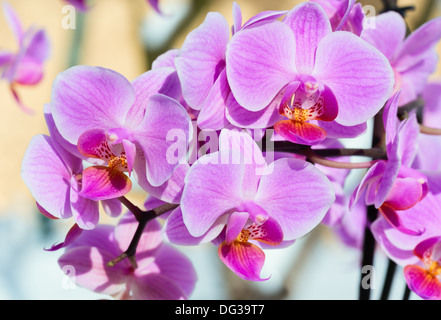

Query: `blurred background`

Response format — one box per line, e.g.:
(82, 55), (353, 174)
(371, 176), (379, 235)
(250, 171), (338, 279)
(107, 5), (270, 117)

(0, 0), (440, 300)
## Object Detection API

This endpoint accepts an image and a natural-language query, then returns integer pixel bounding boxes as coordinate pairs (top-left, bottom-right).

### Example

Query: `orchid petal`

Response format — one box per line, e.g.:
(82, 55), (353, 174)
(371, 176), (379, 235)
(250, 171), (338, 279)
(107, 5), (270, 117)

(44, 224), (82, 252)
(2, 1), (23, 43)
(249, 217), (283, 245)
(137, 244), (197, 298)
(379, 205), (424, 236)
(274, 120), (327, 145)
(349, 160), (386, 209)
(181, 155), (248, 237)
(147, 0), (161, 14)
(283, 2), (332, 74)
(225, 212), (249, 245)
(77, 129), (109, 159)
(241, 10), (288, 30)
(51, 66), (135, 144)
(135, 156), (188, 204)
(65, 0), (89, 11)
(122, 139), (136, 175)
(133, 94), (190, 187)
(79, 166), (132, 201)
(23, 29), (50, 63)
(361, 11), (406, 61)
(384, 177), (424, 211)
(101, 199), (123, 218)
(232, 1), (242, 34)
(254, 158), (335, 240)
(414, 236), (441, 262)
(163, 207), (227, 245)
(70, 186), (100, 230)
(21, 135), (74, 220)
(225, 91), (284, 129)
(175, 12), (229, 110)
(218, 241), (269, 281)
(313, 32), (394, 126)
(226, 21), (296, 111)
(404, 265), (441, 300)
(127, 67), (182, 128)
(394, 17), (441, 72)
(151, 49), (179, 69)
(58, 246), (127, 296)
(196, 68), (229, 130)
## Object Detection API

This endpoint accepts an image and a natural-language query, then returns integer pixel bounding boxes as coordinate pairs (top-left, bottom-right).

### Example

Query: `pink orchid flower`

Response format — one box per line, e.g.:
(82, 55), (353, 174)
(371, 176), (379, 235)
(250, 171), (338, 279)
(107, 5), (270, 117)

(0, 1), (50, 113)
(226, 2), (394, 145)
(163, 130), (335, 281)
(361, 11), (441, 106)
(50, 65), (190, 200)
(350, 92), (428, 235)
(21, 104), (123, 230)
(58, 212), (197, 300)
(404, 236), (441, 300)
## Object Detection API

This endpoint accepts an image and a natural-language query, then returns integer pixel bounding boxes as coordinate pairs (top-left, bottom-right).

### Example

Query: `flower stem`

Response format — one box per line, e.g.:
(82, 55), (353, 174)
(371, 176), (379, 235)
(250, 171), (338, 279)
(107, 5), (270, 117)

(108, 199), (179, 268)
(359, 205), (378, 300)
(117, 196), (144, 221)
(419, 124), (441, 136)
(403, 283), (412, 300)
(303, 148), (380, 169)
(380, 259), (397, 300)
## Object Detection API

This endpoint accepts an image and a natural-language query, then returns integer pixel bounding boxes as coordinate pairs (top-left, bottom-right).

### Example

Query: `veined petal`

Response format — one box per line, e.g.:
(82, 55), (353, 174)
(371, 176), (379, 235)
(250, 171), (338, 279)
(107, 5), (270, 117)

(21, 135), (73, 220)
(181, 154), (248, 237)
(394, 17), (441, 72)
(133, 94), (191, 187)
(361, 11), (406, 61)
(69, 187), (100, 230)
(283, 2), (332, 74)
(225, 91), (284, 129)
(163, 207), (227, 245)
(196, 68), (230, 130)
(254, 158), (335, 240)
(127, 67), (182, 128)
(175, 12), (229, 110)
(218, 241), (269, 281)
(51, 66), (135, 144)
(226, 21), (296, 111)
(274, 120), (327, 146)
(134, 155), (188, 204)
(313, 32), (394, 126)
(404, 265), (441, 300)
(79, 166), (131, 201)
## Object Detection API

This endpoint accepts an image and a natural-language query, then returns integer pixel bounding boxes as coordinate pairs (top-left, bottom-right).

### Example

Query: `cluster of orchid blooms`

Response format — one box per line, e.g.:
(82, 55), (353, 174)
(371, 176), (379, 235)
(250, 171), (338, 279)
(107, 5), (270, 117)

(3, 0), (441, 300)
